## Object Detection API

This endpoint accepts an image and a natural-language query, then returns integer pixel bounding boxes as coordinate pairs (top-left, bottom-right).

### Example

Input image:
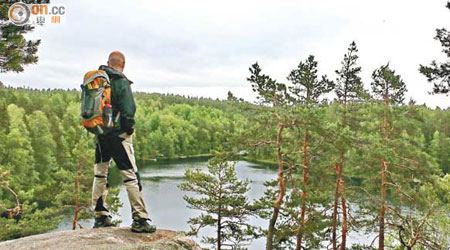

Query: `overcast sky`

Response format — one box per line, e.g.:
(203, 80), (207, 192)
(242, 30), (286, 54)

(1, 0), (449, 108)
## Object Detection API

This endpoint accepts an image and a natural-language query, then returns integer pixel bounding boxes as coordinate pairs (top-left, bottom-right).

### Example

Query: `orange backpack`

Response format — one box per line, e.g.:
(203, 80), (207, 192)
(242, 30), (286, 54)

(80, 70), (115, 135)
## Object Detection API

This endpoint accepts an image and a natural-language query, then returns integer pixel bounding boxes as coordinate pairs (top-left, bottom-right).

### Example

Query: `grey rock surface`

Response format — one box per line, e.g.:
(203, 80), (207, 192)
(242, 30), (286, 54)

(0, 227), (200, 250)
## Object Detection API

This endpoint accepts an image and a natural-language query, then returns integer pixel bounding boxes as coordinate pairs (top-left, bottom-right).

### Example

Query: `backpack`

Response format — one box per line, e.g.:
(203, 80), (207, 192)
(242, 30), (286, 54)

(80, 70), (116, 135)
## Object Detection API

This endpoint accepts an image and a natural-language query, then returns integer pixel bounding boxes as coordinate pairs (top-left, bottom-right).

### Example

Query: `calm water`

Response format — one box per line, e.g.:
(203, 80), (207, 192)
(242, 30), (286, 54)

(56, 160), (374, 249)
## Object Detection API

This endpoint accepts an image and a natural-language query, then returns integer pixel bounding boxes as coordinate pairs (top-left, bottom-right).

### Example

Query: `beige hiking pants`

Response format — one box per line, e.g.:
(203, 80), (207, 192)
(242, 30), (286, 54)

(92, 133), (148, 219)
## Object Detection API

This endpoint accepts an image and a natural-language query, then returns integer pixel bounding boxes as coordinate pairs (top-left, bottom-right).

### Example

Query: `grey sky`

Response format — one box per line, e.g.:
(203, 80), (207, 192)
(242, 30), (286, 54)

(1, 0), (449, 107)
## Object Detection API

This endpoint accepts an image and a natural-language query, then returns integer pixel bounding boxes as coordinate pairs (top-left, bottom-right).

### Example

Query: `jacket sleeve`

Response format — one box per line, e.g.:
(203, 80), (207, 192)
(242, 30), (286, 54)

(116, 78), (136, 132)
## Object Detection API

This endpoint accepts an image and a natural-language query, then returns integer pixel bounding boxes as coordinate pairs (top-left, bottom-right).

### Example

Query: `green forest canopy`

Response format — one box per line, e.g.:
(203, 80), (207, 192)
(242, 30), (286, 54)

(0, 85), (448, 247)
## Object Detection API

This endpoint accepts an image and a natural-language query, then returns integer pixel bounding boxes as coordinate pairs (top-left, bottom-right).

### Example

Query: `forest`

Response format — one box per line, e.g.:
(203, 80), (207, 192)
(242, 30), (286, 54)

(0, 0), (450, 249)
(0, 86), (248, 239)
(0, 72), (449, 249)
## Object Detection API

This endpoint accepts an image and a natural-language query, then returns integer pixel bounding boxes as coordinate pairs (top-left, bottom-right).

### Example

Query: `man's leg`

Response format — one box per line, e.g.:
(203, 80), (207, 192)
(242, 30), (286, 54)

(121, 168), (148, 219)
(92, 138), (115, 228)
(92, 161), (110, 216)
(113, 133), (155, 233)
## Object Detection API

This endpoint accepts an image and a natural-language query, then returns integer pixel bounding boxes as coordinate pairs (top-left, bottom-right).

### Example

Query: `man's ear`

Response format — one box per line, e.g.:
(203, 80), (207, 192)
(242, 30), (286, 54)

(107, 61), (111, 67)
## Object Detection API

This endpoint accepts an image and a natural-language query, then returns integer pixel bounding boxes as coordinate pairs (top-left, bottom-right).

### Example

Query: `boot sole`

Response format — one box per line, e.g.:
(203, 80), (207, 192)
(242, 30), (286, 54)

(93, 224), (116, 229)
(131, 228), (156, 233)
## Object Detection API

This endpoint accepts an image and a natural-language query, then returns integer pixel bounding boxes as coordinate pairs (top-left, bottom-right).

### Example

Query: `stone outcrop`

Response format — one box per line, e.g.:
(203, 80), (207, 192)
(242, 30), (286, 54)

(0, 227), (200, 250)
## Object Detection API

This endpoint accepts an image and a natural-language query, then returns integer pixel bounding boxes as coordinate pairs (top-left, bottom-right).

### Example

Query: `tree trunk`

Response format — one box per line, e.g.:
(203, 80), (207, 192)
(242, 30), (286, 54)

(379, 160), (387, 250)
(331, 164), (341, 250)
(217, 165), (223, 250)
(217, 204), (222, 250)
(296, 129), (308, 250)
(333, 98), (348, 250)
(266, 123), (285, 250)
(267, 207), (280, 250)
(340, 179), (347, 250)
(379, 90), (389, 250)
(72, 163), (81, 230)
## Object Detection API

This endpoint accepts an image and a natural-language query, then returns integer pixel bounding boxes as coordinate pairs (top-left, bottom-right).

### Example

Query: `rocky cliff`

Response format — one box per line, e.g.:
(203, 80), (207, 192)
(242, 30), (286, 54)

(0, 227), (200, 250)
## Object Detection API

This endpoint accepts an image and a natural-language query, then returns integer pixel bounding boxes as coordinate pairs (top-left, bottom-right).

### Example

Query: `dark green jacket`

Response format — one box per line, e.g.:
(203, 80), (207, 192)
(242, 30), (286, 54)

(98, 65), (136, 137)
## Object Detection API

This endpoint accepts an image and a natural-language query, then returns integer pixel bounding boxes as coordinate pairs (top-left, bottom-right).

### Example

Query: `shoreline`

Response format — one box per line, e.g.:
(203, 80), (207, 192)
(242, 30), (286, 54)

(138, 154), (278, 169)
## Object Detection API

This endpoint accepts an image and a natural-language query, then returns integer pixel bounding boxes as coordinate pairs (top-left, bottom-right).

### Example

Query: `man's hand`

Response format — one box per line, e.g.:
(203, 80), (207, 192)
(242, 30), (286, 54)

(126, 127), (134, 136)
(119, 132), (131, 140)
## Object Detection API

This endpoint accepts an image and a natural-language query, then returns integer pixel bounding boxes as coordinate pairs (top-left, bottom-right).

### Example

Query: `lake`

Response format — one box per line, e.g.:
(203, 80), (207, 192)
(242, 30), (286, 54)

(56, 159), (374, 249)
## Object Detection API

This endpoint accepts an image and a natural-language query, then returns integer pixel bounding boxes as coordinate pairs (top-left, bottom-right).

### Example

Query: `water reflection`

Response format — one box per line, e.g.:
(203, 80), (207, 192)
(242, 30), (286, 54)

(57, 160), (275, 250)
(56, 160), (374, 249)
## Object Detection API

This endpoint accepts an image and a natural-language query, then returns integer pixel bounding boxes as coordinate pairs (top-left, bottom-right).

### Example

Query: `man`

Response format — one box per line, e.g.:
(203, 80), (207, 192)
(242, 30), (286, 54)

(91, 51), (156, 233)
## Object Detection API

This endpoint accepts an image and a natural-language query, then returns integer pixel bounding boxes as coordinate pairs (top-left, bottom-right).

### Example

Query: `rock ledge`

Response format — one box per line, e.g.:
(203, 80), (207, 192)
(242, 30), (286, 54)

(0, 227), (200, 250)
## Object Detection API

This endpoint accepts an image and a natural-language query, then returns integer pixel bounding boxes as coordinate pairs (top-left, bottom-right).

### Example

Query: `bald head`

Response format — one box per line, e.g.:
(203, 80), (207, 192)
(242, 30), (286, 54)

(107, 51), (126, 72)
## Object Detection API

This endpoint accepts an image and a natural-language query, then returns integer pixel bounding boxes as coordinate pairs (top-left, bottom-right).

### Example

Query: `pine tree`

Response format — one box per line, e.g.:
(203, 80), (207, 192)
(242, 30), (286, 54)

(384, 103), (442, 250)
(248, 62), (288, 107)
(419, 2), (450, 94)
(331, 41), (365, 250)
(247, 62), (292, 250)
(179, 156), (256, 250)
(335, 41), (365, 104)
(355, 99), (442, 249)
(286, 55), (334, 250)
(288, 55), (334, 105)
(370, 63), (406, 250)
(0, 1), (48, 73)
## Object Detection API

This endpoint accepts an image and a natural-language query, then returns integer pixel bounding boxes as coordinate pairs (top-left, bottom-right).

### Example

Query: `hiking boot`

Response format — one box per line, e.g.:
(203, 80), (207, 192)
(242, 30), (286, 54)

(131, 218), (156, 233)
(93, 215), (116, 228)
